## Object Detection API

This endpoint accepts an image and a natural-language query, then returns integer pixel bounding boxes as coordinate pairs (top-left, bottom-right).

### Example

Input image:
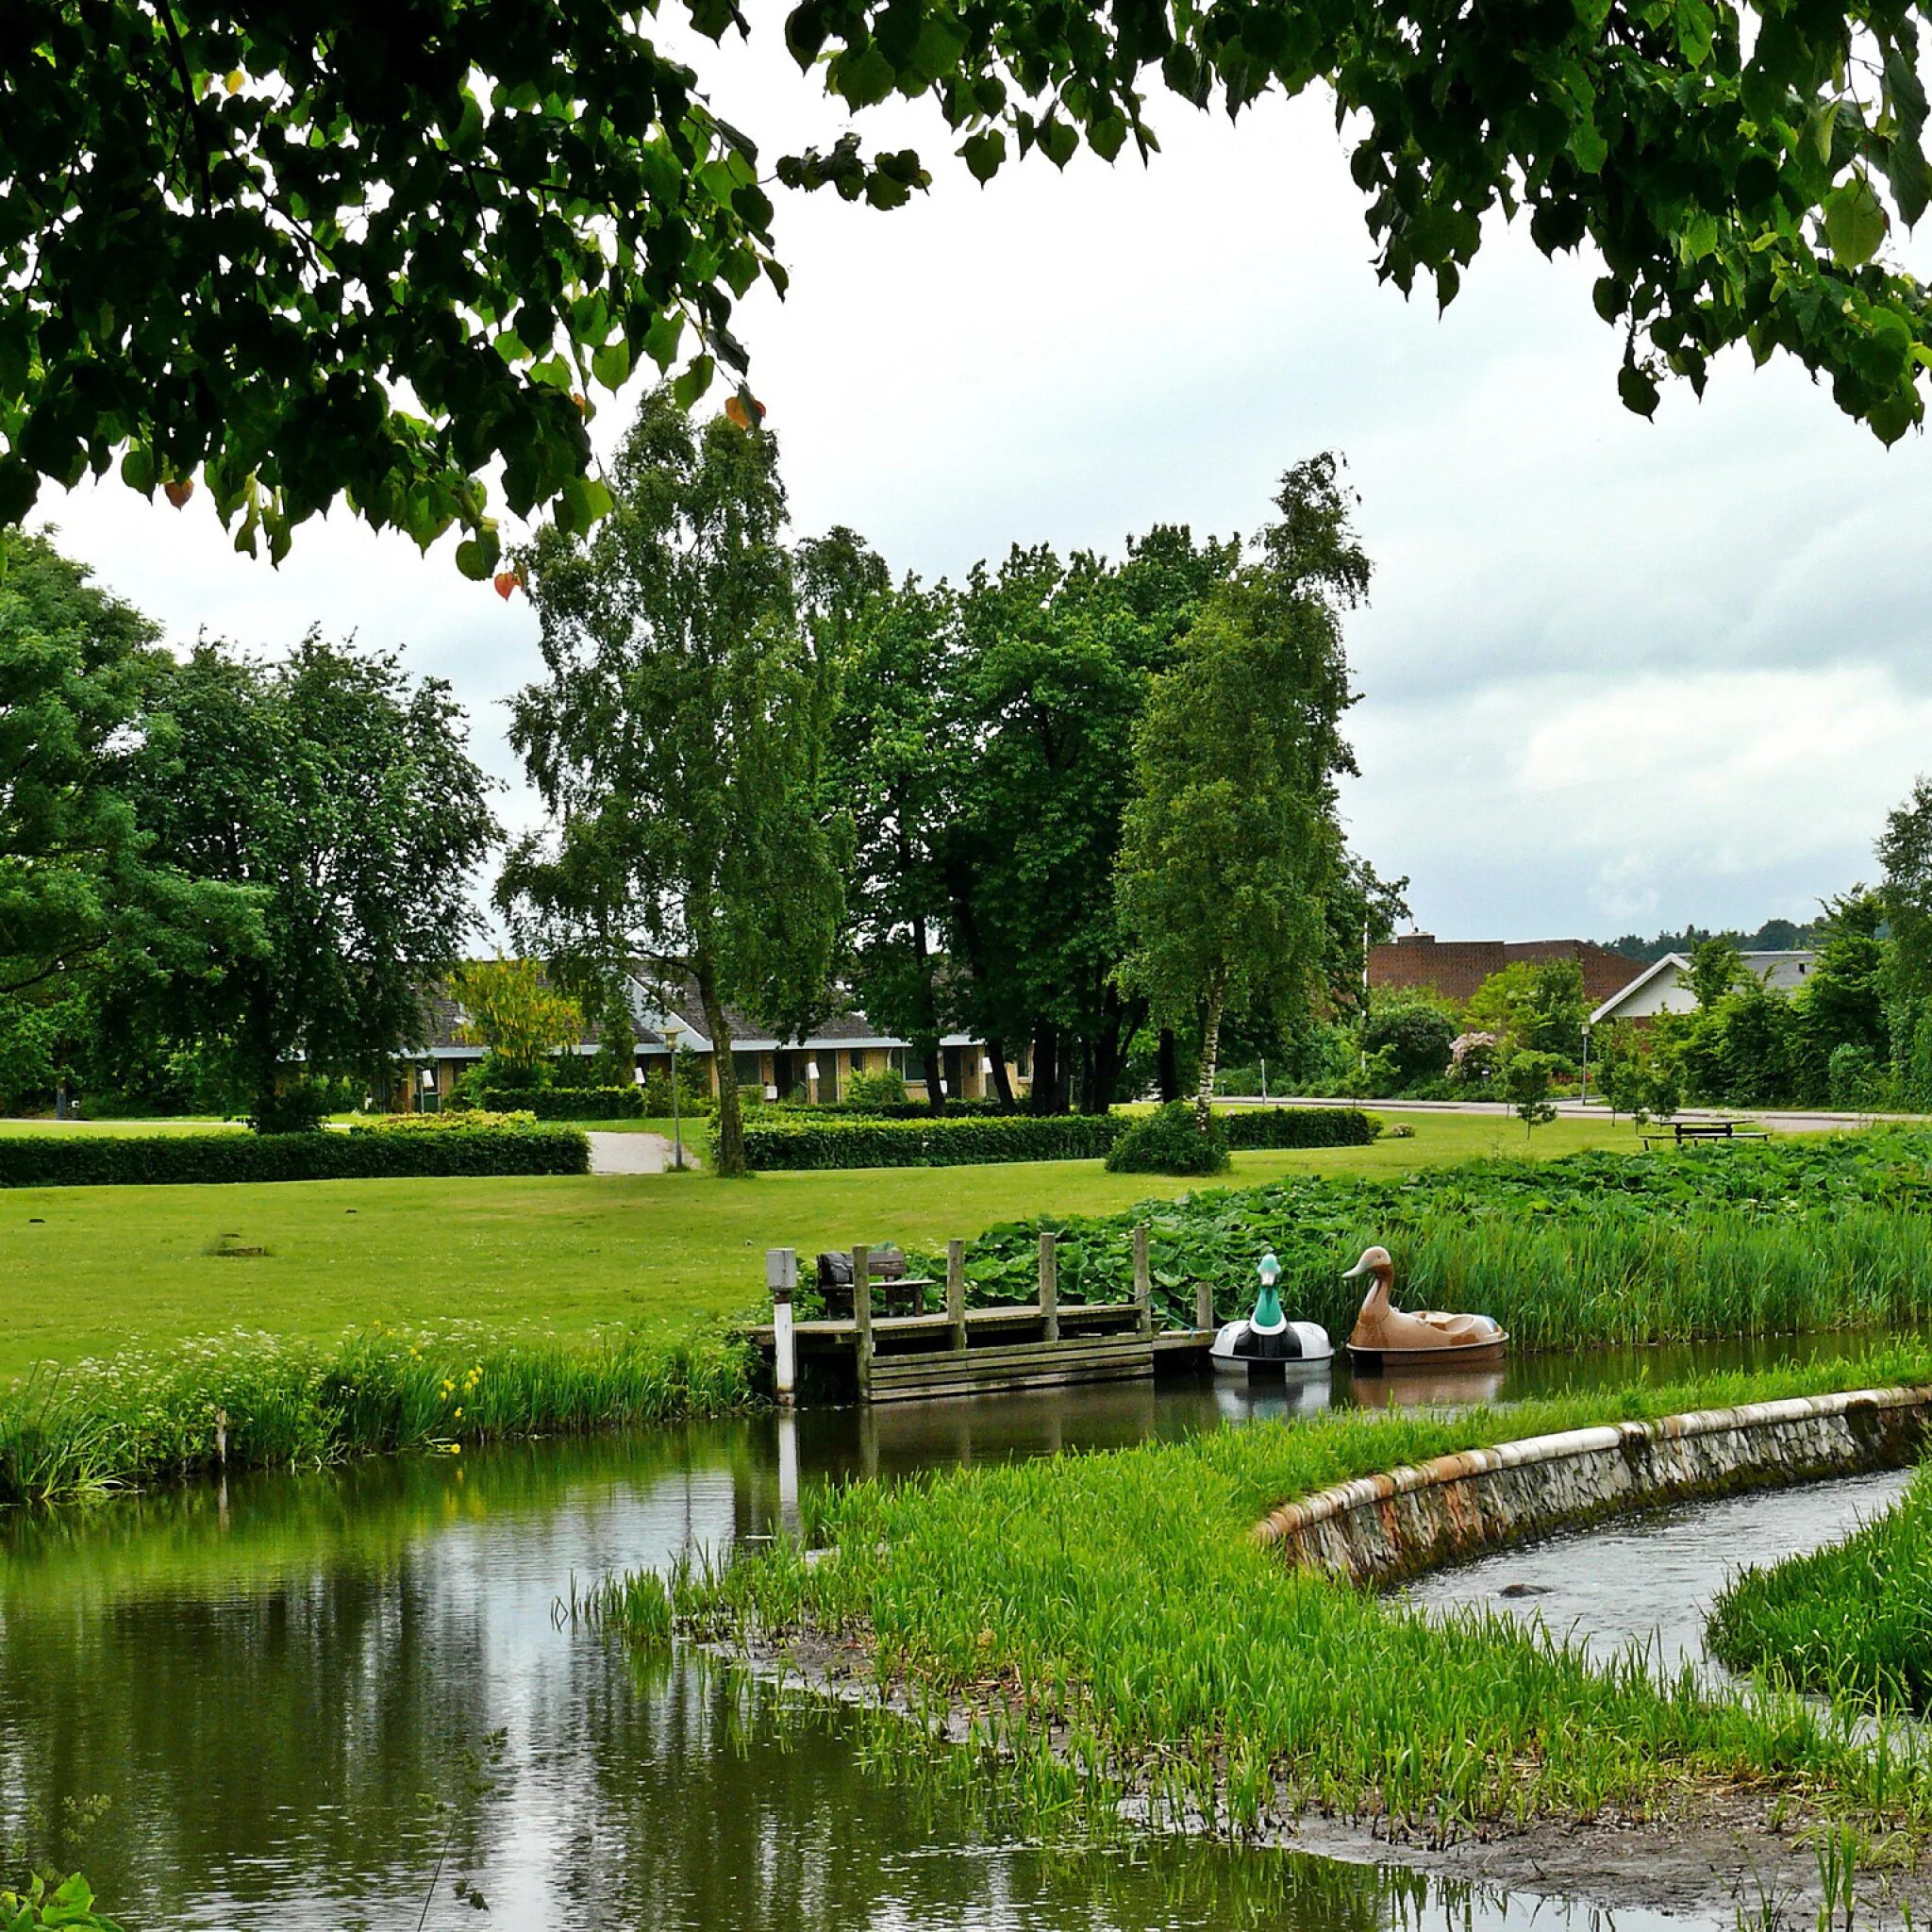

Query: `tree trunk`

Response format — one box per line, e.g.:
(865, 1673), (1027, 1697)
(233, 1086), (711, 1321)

(985, 1035), (1016, 1110)
(1029, 1020), (1064, 1114)
(918, 1039), (945, 1114)
(695, 955), (746, 1178)
(1194, 983), (1226, 1135)
(1157, 1028), (1180, 1105)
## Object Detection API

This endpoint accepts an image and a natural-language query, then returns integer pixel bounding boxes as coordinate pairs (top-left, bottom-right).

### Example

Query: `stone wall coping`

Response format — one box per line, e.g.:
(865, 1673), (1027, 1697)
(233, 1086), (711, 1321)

(1253, 1383), (1932, 1546)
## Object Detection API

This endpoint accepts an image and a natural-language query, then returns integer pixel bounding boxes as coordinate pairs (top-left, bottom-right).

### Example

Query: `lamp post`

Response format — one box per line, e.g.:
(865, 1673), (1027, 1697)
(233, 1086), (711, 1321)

(1580, 1021), (1592, 1110)
(663, 1019), (685, 1172)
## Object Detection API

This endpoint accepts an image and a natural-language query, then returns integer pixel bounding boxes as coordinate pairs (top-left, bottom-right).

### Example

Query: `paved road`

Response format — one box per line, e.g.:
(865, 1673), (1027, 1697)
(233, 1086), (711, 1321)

(586, 1130), (698, 1174)
(1218, 1095), (1915, 1136)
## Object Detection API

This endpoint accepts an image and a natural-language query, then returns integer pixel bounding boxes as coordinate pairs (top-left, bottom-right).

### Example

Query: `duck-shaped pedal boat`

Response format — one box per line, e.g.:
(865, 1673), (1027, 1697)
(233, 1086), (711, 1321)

(1343, 1244), (1507, 1369)
(1211, 1252), (1333, 1380)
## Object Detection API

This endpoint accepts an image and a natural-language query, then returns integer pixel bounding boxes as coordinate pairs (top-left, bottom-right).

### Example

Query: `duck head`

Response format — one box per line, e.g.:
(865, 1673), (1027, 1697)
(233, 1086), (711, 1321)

(1251, 1251), (1286, 1332)
(1341, 1245), (1393, 1282)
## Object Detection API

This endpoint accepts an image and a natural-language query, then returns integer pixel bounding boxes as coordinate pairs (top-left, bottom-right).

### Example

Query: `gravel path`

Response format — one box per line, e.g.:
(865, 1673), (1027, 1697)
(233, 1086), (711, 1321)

(586, 1131), (696, 1174)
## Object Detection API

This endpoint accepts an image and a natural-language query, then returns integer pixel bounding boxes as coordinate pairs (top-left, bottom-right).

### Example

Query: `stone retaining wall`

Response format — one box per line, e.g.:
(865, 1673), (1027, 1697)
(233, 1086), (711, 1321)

(1254, 1385), (1932, 1585)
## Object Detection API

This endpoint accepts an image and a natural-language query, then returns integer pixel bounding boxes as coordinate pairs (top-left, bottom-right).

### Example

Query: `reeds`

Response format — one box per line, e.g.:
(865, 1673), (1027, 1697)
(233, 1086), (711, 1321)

(0, 1322), (757, 1506)
(1708, 1459), (1932, 1713)
(677, 1348), (1932, 1846)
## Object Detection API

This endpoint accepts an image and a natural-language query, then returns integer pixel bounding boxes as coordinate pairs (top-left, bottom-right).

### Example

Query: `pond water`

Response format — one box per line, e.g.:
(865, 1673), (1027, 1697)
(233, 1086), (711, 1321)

(0, 1331), (1907, 1932)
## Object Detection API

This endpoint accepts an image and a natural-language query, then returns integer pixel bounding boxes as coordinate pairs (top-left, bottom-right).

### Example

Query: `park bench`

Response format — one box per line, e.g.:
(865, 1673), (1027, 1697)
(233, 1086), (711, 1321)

(815, 1247), (936, 1318)
(1641, 1120), (1770, 1148)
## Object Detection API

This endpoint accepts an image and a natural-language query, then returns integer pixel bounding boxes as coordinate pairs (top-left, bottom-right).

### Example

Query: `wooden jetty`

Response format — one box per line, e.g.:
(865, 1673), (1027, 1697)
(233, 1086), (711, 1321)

(754, 1228), (1219, 1406)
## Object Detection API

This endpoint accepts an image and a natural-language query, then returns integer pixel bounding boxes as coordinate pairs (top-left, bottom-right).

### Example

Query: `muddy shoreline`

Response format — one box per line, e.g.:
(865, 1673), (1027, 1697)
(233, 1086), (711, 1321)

(710, 1625), (1932, 1925)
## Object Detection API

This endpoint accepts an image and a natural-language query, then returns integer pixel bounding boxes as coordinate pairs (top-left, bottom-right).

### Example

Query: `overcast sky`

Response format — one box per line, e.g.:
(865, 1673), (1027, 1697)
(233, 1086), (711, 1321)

(30, 26), (1932, 944)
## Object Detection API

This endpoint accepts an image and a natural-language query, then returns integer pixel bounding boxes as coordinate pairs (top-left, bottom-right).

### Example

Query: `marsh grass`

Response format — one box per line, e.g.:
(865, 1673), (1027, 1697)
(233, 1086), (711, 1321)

(0, 1323), (756, 1505)
(676, 1347), (1932, 1846)
(1708, 1461), (1932, 1714)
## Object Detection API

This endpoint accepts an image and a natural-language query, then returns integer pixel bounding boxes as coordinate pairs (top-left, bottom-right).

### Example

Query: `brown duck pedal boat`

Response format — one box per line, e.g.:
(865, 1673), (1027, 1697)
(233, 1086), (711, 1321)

(1343, 1245), (1507, 1369)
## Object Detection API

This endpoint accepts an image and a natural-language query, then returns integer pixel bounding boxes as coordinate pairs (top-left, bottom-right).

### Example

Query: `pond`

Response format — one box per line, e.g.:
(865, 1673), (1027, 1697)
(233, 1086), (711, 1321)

(0, 1331), (1904, 1931)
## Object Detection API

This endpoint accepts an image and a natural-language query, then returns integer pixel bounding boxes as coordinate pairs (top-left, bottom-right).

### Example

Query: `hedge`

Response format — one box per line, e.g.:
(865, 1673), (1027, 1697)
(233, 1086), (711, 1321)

(0, 1127), (590, 1188)
(1220, 1107), (1377, 1150)
(766, 1098), (1008, 1121)
(477, 1086), (644, 1119)
(738, 1113), (1124, 1170)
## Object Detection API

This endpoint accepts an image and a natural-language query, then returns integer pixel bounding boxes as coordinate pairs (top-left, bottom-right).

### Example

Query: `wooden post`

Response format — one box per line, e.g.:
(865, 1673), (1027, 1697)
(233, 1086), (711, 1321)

(1194, 1279), (1215, 1334)
(1038, 1231), (1059, 1341)
(853, 1243), (873, 1392)
(946, 1239), (967, 1351)
(1132, 1225), (1152, 1338)
(767, 1248), (798, 1407)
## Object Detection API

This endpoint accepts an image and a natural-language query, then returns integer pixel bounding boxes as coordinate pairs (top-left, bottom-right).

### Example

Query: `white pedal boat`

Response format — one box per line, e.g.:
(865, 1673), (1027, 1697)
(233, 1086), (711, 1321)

(1210, 1251), (1333, 1381)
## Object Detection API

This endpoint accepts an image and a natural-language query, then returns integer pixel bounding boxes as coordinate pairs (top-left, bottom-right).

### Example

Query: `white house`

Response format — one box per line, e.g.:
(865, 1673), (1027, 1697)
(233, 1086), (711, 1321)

(1589, 951), (1819, 1025)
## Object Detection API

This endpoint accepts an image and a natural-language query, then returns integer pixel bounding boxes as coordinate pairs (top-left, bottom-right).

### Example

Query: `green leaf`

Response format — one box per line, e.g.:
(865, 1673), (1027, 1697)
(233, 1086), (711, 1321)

(1568, 118), (1608, 175)
(1676, 0), (1715, 67)
(1617, 362), (1660, 418)
(1867, 382), (1920, 446)
(454, 532), (499, 580)
(672, 354), (716, 409)
(120, 444), (156, 494)
(643, 310), (685, 372)
(961, 128), (1007, 184)
(1823, 176), (1889, 267)
(591, 340), (631, 391)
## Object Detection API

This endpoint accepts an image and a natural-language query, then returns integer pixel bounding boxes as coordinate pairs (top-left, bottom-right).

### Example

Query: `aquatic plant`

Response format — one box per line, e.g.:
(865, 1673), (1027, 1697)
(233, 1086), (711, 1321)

(0, 1322), (758, 1506)
(674, 1349), (1932, 1848)
(927, 1130), (1932, 1348)
(0, 1874), (121, 1929)
(1707, 1460), (1932, 1714)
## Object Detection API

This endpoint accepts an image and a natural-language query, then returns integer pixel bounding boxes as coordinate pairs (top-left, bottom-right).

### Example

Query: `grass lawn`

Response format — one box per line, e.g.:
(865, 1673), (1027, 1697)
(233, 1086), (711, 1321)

(0, 1110), (1672, 1381)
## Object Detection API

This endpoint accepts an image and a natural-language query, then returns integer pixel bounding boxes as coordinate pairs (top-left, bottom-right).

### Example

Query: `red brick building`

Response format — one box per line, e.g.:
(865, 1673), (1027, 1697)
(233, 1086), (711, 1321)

(1367, 934), (1641, 1008)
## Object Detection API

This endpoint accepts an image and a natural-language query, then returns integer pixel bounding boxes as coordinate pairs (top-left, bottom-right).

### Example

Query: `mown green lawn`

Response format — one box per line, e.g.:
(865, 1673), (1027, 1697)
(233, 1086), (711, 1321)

(0, 1110), (1664, 1380)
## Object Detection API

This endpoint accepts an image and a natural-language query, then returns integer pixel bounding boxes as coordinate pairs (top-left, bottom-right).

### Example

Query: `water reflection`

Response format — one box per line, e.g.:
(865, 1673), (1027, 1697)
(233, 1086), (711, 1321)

(0, 1331), (1901, 1930)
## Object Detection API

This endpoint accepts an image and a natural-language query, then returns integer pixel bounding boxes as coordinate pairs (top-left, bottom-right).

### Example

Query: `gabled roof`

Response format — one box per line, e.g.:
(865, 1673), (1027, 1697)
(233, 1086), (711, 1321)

(1589, 953), (1689, 1024)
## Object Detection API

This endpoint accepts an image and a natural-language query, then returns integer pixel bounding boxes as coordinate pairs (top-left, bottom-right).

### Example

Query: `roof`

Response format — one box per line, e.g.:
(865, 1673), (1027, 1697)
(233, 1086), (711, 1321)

(1589, 949), (1820, 1024)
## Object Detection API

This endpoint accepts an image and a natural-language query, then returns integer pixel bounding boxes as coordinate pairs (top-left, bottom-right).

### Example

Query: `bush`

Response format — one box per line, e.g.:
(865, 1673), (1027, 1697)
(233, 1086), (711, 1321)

(356, 1109), (540, 1132)
(845, 1065), (909, 1107)
(1219, 1107), (1376, 1150)
(1359, 991), (1457, 1089)
(772, 1097), (1006, 1120)
(1105, 1103), (1230, 1174)
(478, 1085), (644, 1120)
(641, 1056), (715, 1118)
(737, 1113), (1123, 1170)
(248, 1081), (331, 1135)
(0, 1126), (590, 1187)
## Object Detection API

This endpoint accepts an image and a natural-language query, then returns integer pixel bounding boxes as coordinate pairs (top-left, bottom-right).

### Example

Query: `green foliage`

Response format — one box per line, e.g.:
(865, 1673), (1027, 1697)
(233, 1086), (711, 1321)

(1117, 456), (1363, 1122)
(477, 1085), (644, 1120)
(1359, 990), (1457, 1090)
(1460, 957), (1586, 1058)
(739, 1113), (1123, 1171)
(1707, 1460), (1932, 1714)
(499, 390), (846, 1178)
(363, 1109), (539, 1132)
(0, 1874), (120, 1931)
(0, 8), (782, 556)
(0, 1126), (588, 1189)
(113, 632), (498, 1123)
(641, 1051), (716, 1119)
(1500, 1049), (1561, 1135)
(844, 1066), (909, 1108)
(1219, 1108), (1377, 1151)
(247, 1081), (330, 1137)
(450, 958), (586, 1087)
(1105, 1102), (1230, 1175)
(681, 1350), (1932, 1854)
(0, 529), (258, 1108)
(933, 1131), (1932, 1341)
(0, 1321), (754, 1506)
(1685, 935), (1745, 1009)
(1881, 778), (1932, 1004)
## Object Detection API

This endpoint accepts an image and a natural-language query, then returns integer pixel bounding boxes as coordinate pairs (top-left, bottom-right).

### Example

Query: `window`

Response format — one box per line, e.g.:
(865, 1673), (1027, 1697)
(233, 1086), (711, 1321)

(850, 1050), (866, 1074)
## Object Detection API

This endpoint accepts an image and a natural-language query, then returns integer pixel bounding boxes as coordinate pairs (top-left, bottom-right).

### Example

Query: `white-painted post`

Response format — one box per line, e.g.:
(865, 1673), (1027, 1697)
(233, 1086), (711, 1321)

(1132, 1225), (1153, 1338)
(1039, 1232), (1059, 1342)
(776, 1407), (800, 1536)
(767, 1247), (799, 1407)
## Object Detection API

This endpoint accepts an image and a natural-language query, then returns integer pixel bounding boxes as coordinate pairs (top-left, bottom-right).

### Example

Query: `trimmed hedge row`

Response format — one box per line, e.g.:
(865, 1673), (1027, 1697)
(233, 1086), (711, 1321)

(1221, 1107), (1377, 1150)
(478, 1086), (645, 1119)
(767, 1098), (1008, 1121)
(738, 1113), (1124, 1170)
(0, 1127), (590, 1188)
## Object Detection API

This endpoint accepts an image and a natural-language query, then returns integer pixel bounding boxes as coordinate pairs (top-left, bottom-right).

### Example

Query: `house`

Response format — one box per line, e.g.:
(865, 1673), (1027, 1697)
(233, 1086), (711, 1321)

(404, 969), (1007, 1108)
(1589, 951), (1820, 1025)
(1368, 933), (1641, 1008)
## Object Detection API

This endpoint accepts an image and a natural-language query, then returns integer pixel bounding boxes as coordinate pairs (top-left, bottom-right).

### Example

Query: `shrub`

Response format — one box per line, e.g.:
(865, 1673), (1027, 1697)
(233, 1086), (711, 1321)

(1219, 1107), (1376, 1150)
(355, 1109), (540, 1132)
(772, 1097), (1006, 1120)
(641, 1057), (715, 1118)
(248, 1081), (331, 1136)
(738, 1113), (1123, 1170)
(1105, 1103), (1230, 1175)
(1827, 1042), (1886, 1111)
(1359, 991), (1457, 1089)
(0, 1126), (589, 1187)
(845, 1065), (909, 1107)
(478, 1084), (644, 1120)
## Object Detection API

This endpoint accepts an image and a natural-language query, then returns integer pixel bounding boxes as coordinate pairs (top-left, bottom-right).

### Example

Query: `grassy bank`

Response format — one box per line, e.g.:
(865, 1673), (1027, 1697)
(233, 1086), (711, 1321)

(0, 1322), (756, 1506)
(0, 1111), (1642, 1380)
(1708, 1460), (1932, 1712)
(665, 1348), (1932, 1850)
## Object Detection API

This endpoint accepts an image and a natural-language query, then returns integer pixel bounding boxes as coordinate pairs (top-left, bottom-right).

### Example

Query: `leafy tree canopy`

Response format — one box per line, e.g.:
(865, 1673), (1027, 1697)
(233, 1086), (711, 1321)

(451, 956), (586, 1086)
(9, 0), (1929, 566)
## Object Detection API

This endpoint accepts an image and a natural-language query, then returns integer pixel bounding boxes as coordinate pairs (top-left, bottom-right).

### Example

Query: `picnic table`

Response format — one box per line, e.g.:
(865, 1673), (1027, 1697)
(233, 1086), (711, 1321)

(1641, 1119), (1770, 1148)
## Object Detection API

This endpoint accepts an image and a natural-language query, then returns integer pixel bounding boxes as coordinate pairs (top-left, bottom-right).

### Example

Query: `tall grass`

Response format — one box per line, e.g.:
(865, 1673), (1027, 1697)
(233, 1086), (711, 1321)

(1708, 1460), (1932, 1713)
(676, 1347), (1932, 1845)
(0, 1322), (757, 1506)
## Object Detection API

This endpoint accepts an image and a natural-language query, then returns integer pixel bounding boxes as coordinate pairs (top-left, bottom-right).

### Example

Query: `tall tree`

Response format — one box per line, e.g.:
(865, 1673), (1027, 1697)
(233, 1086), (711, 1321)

(122, 634), (498, 1124)
(1116, 456), (1363, 1129)
(8, 2), (1927, 554)
(450, 957), (585, 1089)
(500, 388), (847, 1178)
(0, 527), (256, 1108)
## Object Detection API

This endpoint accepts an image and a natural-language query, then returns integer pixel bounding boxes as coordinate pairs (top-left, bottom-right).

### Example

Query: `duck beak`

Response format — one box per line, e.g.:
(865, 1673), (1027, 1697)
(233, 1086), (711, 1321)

(1341, 1257), (1369, 1279)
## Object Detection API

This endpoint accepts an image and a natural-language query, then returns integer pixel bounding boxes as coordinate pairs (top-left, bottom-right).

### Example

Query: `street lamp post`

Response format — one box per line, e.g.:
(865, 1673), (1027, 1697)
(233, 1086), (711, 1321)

(1580, 1021), (1592, 1110)
(663, 1020), (685, 1172)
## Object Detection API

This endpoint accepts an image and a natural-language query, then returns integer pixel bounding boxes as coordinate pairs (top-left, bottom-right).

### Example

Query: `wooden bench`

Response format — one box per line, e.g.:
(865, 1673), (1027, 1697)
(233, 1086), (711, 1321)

(816, 1248), (935, 1319)
(1641, 1120), (1770, 1147)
